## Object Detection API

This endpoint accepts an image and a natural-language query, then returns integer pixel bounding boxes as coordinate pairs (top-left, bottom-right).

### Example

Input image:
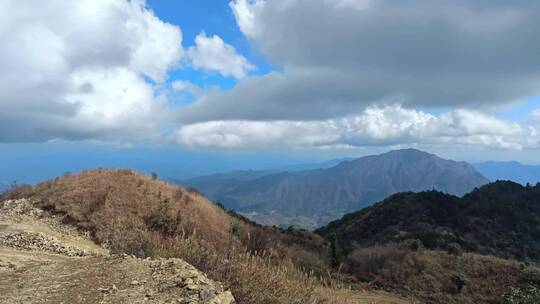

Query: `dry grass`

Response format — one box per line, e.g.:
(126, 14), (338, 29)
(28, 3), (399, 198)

(34, 169), (233, 251)
(409, 251), (537, 304)
(13, 168), (534, 304)
(139, 233), (409, 304)
(25, 169), (379, 304)
(344, 244), (540, 304)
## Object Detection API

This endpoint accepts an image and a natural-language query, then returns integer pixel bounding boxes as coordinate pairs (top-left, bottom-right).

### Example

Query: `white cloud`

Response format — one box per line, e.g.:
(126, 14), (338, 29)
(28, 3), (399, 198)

(187, 32), (255, 79)
(176, 120), (339, 149)
(0, 0), (183, 142)
(65, 68), (163, 134)
(342, 107), (529, 150)
(175, 105), (539, 150)
(342, 106), (434, 144)
(327, 0), (373, 10)
(229, 0), (265, 39)
(126, 2), (184, 82)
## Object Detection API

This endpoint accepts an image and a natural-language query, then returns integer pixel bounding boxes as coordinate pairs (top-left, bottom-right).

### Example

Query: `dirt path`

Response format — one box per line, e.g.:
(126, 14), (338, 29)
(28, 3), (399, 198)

(0, 199), (235, 304)
(0, 247), (235, 304)
(314, 286), (412, 304)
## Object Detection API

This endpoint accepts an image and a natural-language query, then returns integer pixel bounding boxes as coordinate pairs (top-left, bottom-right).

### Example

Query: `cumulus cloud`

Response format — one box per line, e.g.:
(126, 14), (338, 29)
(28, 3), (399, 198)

(0, 0), (183, 142)
(342, 107), (531, 150)
(0, 0), (254, 143)
(175, 105), (539, 150)
(185, 0), (540, 122)
(176, 120), (339, 149)
(229, 0), (265, 39)
(187, 32), (255, 79)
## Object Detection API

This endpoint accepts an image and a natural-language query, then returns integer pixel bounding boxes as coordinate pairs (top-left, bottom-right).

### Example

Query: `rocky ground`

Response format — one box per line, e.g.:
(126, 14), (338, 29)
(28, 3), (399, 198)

(0, 199), (235, 304)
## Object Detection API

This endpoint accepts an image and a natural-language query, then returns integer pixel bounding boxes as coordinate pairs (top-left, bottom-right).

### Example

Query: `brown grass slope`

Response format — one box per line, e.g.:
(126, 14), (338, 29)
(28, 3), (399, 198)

(7, 169), (407, 304)
(341, 244), (540, 304)
(33, 169), (233, 252)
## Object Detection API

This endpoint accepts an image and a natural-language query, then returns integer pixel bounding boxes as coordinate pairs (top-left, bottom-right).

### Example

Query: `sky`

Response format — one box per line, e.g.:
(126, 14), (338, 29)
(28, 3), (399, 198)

(1, 0), (540, 183)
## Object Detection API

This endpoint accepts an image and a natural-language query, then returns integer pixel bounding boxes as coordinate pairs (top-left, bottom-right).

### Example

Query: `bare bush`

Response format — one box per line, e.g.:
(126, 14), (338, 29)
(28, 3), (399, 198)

(345, 244), (412, 283)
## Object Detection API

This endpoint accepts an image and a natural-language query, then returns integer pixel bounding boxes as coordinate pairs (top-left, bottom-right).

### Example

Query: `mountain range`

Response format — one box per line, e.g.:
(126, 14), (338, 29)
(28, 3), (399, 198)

(269, 157), (354, 172)
(182, 149), (489, 228)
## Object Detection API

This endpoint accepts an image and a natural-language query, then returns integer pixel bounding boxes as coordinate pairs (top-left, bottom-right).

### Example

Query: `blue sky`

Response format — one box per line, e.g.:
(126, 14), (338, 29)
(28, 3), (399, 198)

(149, 0), (540, 131)
(496, 96), (540, 123)
(148, 0), (271, 90)
(1, 0), (540, 184)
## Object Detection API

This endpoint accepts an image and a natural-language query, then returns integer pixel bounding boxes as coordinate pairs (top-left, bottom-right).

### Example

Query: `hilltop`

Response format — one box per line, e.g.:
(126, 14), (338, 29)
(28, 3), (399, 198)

(317, 181), (540, 261)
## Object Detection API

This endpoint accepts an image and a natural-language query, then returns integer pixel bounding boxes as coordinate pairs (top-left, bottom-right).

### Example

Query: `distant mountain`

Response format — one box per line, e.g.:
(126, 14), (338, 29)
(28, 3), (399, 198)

(0, 182), (9, 192)
(179, 158), (353, 199)
(317, 181), (540, 261)
(183, 149), (489, 228)
(474, 161), (540, 185)
(270, 158), (353, 172)
(175, 170), (277, 199)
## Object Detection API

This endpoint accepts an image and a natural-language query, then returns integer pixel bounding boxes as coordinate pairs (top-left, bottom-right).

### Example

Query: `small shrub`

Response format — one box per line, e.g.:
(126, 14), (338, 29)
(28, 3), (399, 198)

(1, 182), (34, 201)
(144, 199), (181, 237)
(215, 201), (225, 210)
(447, 243), (464, 256)
(519, 269), (540, 286)
(330, 237), (341, 268)
(186, 187), (202, 195)
(402, 238), (423, 251)
(344, 244), (409, 283)
(451, 274), (467, 293)
(286, 245), (330, 275)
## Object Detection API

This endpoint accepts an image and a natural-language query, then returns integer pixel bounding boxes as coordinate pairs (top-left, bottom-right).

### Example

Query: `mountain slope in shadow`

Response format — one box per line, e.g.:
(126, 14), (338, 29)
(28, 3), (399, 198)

(317, 180), (540, 261)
